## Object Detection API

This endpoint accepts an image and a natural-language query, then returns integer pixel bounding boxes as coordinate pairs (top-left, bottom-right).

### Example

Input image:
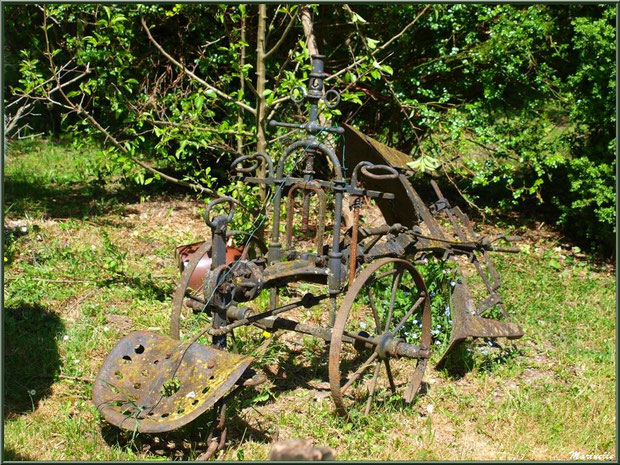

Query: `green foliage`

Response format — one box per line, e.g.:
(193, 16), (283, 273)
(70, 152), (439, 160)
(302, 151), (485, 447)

(4, 4), (615, 252)
(338, 4), (615, 253)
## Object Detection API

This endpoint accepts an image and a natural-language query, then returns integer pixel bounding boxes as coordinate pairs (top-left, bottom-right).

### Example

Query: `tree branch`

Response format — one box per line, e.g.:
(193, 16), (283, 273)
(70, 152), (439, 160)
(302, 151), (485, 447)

(264, 10), (299, 59)
(150, 119), (255, 138)
(327, 5), (431, 82)
(40, 8), (224, 199)
(141, 16), (256, 116)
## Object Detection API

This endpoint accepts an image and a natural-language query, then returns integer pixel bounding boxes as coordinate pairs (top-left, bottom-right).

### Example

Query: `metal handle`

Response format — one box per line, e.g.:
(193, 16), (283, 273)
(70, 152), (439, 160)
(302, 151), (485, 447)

(231, 155), (259, 173)
(230, 152), (274, 178)
(351, 162), (399, 190)
(290, 85), (307, 103)
(360, 164), (399, 180)
(204, 197), (236, 229)
(269, 120), (305, 130)
(323, 89), (341, 109)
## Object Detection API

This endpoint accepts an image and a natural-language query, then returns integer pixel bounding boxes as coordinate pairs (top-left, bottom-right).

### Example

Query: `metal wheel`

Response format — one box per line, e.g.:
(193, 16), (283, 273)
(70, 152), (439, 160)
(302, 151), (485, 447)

(329, 258), (431, 417)
(170, 234), (267, 341)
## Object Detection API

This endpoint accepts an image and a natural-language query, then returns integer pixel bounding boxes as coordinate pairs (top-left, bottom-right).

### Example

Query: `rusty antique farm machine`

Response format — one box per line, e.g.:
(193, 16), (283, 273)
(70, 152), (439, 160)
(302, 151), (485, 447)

(93, 55), (523, 441)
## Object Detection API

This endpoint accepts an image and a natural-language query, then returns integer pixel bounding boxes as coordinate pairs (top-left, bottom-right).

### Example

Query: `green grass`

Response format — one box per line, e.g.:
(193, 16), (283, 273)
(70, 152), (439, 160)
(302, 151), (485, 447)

(3, 140), (616, 460)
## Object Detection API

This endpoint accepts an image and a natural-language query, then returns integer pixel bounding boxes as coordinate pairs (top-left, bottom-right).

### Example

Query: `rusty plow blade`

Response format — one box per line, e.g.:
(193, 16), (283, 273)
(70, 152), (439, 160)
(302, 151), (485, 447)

(93, 331), (252, 433)
(436, 283), (524, 369)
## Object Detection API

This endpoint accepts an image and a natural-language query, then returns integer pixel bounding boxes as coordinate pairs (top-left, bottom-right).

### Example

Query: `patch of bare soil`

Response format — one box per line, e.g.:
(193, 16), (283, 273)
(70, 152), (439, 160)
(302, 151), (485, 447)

(105, 314), (133, 334)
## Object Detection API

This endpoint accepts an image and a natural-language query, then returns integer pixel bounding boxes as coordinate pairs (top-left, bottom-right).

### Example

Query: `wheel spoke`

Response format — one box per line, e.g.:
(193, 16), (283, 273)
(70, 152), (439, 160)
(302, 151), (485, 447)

(184, 292), (206, 304)
(386, 267), (403, 330)
(365, 287), (381, 333)
(342, 330), (375, 347)
(341, 352), (378, 393)
(374, 269), (398, 281)
(392, 296), (425, 335)
(364, 361), (381, 415)
(384, 360), (397, 394)
(331, 258), (431, 417)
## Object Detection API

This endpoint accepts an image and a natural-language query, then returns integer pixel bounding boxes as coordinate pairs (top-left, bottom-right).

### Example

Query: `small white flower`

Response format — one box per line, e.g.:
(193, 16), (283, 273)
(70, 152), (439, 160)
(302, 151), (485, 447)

(412, 319), (418, 325)
(431, 329), (439, 335)
(28, 389), (36, 396)
(450, 281), (456, 287)
(487, 340), (493, 347)
(435, 340), (441, 345)
(436, 324), (441, 329)
(359, 322), (367, 329)
(74, 359), (80, 363)
(426, 404), (434, 414)
(63, 335), (69, 341)
(91, 245), (97, 251)
(103, 326), (110, 332)
(449, 320), (453, 325)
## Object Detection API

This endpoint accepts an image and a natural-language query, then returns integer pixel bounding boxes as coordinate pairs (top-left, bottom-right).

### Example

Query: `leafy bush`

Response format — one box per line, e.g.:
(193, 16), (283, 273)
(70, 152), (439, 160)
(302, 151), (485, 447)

(4, 4), (615, 252)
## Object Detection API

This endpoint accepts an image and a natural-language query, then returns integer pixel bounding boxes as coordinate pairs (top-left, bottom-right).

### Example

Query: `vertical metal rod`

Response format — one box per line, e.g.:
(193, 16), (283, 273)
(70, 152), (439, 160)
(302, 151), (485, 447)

(328, 182), (345, 327)
(210, 216), (229, 349)
(301, 151), (315, 232)
(329, 296), (337, 328)
(348, 200), (361, 283)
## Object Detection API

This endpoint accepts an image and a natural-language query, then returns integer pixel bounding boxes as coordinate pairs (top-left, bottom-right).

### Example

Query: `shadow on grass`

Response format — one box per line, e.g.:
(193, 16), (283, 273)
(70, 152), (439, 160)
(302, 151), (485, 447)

(99, 391), (273, 460)
(259, 344), (331, 395)
(4, 178), (141, 220)
(98, 273), (173, 302)
(4, 303), (64, 416)
(436, 340), (523, 379)
(435, 342), (476, 380)
(3, 447), (34, 461)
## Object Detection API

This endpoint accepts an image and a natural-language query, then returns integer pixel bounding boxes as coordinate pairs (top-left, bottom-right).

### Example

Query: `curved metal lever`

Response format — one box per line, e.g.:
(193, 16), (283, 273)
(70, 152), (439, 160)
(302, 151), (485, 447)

(204, 197), (237, 229)
(231, 152), (274, 178)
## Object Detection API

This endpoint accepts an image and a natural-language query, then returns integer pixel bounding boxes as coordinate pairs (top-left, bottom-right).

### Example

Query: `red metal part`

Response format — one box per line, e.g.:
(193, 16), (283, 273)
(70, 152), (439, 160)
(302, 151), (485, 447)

(175, 241), (243, 291)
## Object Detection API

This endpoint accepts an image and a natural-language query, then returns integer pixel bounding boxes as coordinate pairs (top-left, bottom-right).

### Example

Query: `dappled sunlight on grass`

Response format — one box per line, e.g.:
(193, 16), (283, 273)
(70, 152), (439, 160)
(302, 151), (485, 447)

(3, 141), (616, 460)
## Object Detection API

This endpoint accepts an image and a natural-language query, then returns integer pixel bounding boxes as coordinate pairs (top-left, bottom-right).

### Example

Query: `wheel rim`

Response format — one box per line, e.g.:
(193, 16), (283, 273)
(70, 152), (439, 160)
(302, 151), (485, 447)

(329, 258), (431, 417)
(170, 241), (212, 340)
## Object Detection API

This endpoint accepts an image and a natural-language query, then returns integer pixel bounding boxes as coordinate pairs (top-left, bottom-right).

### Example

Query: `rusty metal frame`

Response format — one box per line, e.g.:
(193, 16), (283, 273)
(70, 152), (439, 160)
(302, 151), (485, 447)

(95, 54), (523, 434)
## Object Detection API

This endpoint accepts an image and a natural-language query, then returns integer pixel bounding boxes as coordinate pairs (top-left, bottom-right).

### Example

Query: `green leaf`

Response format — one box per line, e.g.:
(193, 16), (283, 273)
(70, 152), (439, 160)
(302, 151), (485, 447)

(381, 64), (394, 75)
(194, 94), (205, 111)
(351, 12), (367, 23)
(367, 38), (379, 50)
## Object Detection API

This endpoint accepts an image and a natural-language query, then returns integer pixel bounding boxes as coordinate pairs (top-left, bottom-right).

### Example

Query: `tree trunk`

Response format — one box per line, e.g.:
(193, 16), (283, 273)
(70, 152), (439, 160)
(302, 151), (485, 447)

(300, 6), (319, 57)
(237, 11), (246, 153)
(255, 4), (267, 186)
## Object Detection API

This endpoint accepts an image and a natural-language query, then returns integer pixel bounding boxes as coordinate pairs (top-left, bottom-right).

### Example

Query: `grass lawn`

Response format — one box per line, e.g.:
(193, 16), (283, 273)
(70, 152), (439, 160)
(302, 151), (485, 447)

(3, 140), (616, 461)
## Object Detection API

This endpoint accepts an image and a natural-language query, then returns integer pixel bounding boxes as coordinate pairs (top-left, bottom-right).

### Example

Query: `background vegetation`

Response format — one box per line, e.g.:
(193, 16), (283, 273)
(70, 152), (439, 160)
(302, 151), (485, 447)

(3, 4), (616, 461)
(4, 3), (616, 254)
